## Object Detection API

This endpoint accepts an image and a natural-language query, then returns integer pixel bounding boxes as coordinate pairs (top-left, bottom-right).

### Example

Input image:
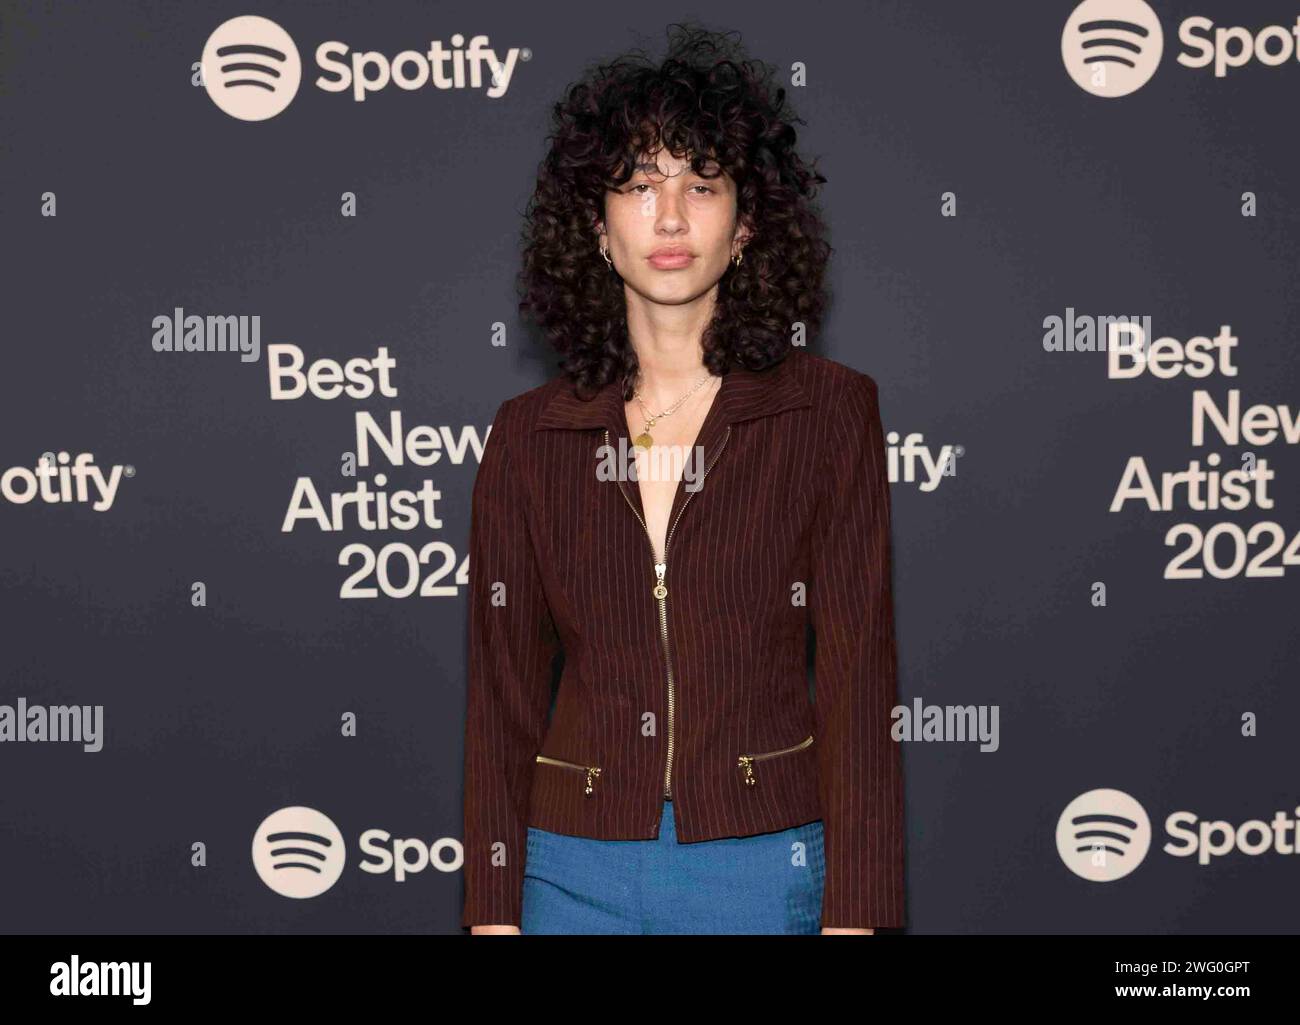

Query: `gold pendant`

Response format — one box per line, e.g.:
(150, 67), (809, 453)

(633, 432), (654, 448)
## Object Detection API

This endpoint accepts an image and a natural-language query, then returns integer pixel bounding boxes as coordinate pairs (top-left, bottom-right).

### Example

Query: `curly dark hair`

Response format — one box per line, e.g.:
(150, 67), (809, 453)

(517, 22), (832, 401)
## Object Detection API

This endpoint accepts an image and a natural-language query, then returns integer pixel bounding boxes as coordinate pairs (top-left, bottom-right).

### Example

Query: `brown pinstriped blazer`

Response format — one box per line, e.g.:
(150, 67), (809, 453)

(461, 346), (904, 930)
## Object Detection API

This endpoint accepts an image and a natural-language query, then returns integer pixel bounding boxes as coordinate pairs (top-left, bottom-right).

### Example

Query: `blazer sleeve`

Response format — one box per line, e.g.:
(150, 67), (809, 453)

(460, 398), (560, 929)
(808, 371), (905, 930)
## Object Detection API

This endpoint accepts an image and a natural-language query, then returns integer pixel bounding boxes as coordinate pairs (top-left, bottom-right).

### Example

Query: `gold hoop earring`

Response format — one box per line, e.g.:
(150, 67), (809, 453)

(732, 249), (744, 268)
(600, 246), (613, 268)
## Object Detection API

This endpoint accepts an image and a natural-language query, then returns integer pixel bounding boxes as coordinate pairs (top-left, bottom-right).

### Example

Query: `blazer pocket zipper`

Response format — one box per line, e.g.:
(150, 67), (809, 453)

(737, 734), (814, 787)
(535, 754), (602, 797)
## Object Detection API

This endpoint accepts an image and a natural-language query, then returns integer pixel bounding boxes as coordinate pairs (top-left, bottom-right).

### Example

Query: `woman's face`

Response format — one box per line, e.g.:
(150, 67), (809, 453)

(597, 148), (750, 307)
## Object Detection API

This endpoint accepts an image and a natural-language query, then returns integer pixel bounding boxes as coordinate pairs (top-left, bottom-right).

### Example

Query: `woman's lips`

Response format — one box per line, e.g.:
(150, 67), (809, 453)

(648, 252), (695, 269)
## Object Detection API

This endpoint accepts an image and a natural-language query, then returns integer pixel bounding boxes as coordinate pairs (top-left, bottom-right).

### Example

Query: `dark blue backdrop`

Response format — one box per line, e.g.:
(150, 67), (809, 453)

(1, 0), (1297, 933)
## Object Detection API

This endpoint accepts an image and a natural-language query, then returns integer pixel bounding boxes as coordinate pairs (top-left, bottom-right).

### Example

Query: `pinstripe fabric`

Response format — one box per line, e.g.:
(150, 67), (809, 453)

(460, 347), (904, 930)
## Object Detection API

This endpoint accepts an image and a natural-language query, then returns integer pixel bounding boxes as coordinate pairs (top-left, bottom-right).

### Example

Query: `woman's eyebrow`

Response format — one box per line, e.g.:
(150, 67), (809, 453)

(632, 162), (676, 176)
(631, 162), (722, 178)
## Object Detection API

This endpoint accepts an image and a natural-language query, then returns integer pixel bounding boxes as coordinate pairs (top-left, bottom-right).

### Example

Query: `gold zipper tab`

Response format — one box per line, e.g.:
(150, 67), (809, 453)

(535, 754), (602, 796)
(606, 425), (732, 802)
(737, 734), (814, 787)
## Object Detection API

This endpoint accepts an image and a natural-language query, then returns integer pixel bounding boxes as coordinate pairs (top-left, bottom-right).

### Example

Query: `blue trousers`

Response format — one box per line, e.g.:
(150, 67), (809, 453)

(521, 799), (825, 934)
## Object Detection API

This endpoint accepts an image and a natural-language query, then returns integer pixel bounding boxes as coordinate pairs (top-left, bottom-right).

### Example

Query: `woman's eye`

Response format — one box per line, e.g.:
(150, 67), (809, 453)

(626, 183), (714, 195)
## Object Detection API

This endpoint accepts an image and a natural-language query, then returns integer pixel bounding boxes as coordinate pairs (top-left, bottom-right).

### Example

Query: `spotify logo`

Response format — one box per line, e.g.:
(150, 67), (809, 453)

(1056, 788), (1152, 882)
(200, 16), (526, 119)
(1063, 1), (1300, 97)
(252, 806), (346, 898)
(200, 15), (302, 122)
(1061, 0), (1164, 98)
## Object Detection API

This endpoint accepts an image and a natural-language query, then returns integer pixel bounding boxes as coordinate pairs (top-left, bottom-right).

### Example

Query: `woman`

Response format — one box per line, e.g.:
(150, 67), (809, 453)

(461, 23), (904, 934)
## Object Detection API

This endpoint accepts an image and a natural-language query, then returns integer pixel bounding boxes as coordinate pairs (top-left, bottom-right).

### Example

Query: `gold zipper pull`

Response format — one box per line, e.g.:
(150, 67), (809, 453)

(736, 736), (813, 788)
(737, 756), (757, 786)
(653, 562), (667, 600)
(536, 754), (603, 797)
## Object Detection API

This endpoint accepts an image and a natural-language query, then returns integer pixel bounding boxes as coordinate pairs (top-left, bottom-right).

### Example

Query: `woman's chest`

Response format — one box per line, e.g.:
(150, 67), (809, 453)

(522, 422), (826, 635)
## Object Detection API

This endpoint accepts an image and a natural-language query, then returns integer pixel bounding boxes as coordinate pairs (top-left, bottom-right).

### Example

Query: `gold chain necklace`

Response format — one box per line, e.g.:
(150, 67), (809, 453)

(631, 370), (715, 448)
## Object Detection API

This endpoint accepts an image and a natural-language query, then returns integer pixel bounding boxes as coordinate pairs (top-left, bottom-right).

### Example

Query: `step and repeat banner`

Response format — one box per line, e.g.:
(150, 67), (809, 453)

(1, 1), (1297, 934)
